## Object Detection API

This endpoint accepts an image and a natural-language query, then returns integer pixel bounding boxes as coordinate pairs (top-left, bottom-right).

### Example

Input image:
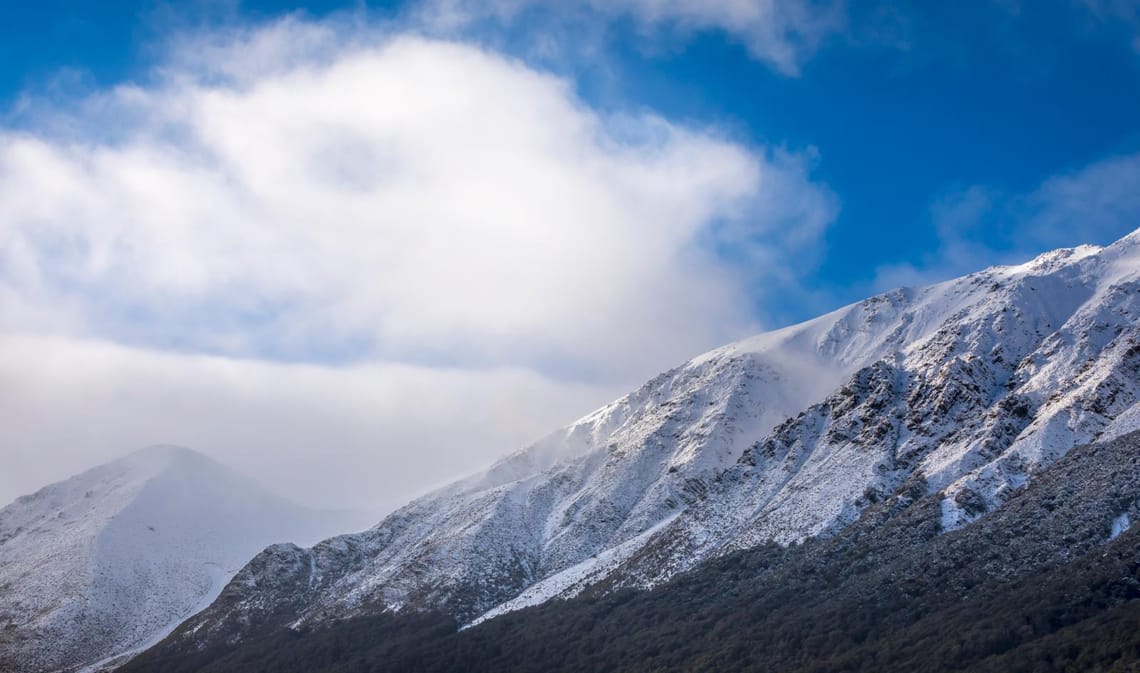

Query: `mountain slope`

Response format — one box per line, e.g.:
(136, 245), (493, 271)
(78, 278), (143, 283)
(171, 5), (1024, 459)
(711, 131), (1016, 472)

(0, 445), (366, 673)
(123, 428), (1140, 673)
(604, 233), (1140, 589)
(155, 230), (1140, 653)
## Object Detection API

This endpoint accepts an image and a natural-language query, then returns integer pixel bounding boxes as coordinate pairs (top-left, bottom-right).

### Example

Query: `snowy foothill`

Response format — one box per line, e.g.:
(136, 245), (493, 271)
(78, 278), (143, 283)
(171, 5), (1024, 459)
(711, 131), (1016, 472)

(0, 445), (369, 673)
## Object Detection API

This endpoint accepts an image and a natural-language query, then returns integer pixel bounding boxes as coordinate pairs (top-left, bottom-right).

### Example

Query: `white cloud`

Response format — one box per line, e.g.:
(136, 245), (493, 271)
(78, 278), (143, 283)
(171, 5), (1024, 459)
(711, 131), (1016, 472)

(0, 28), (835, 379)
(0, 20), (836, 508)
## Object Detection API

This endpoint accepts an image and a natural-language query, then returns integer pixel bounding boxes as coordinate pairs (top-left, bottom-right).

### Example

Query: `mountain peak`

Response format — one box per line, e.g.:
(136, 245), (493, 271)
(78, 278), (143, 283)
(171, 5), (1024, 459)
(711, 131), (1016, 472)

(115, 443), (217, 476)
(1003, 242), (1102, 275)
(126, 443), (201, 461)
(0, 446), (363, 673)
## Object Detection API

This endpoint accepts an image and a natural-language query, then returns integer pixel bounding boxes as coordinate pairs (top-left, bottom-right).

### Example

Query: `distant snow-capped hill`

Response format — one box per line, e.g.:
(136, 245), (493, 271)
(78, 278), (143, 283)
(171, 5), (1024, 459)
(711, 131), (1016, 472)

(162, 229), (1140, 650)
(0, 445), (367, 673)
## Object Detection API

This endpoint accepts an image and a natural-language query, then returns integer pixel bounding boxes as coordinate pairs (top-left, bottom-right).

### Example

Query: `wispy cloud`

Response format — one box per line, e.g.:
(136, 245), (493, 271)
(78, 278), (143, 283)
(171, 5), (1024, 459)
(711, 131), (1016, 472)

(874, 153), (1140, 290)
(1073, 0), (1140, 51)
(417, 0), (847, 75)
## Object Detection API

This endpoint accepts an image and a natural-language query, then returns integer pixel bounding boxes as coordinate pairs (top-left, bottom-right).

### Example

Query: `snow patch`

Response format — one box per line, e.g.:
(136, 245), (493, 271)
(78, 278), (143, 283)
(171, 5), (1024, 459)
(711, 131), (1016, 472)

(464, 514), (680, 629)
(1110, 512), (1132, 540)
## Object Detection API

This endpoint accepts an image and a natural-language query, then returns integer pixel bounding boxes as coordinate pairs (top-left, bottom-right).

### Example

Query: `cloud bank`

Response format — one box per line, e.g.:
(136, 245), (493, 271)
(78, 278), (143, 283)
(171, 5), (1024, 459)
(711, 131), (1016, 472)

(0, 333), (621, 514)
(0, 19), (836, 509)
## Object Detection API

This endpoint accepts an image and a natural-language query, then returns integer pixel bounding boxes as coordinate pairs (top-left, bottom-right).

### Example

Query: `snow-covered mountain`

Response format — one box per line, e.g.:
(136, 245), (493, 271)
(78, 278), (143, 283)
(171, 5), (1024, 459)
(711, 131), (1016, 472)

(141, 230), (1140, 653)
(0, 445), (368, 673)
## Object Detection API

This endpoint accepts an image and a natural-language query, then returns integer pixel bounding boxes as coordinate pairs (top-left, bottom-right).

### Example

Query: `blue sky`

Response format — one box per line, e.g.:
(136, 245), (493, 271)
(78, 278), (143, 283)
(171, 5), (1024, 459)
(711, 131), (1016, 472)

(2, 0), (1140, 508)
(3, 0), (1139, 326)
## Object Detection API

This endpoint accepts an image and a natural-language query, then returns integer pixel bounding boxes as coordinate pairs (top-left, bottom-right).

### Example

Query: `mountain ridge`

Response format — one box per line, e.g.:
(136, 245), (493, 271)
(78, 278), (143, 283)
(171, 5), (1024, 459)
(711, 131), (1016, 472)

(151, 228), (1140, 655)
(121, 427), (1140, 673)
